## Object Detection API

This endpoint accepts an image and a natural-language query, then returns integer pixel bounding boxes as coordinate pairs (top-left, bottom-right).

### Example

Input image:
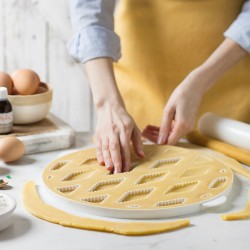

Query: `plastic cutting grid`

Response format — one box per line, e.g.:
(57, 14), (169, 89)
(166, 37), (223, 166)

(42, 145), (233, 210)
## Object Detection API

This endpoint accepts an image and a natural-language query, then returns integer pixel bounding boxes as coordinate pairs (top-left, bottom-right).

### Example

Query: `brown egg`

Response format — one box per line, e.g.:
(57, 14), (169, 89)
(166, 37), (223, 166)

(0, 72), (13, 94)
(11, 87), (19, 95)
(0, 137), (25, 162)
(12, 69), (40, 95)
(34, 86), (47, 94)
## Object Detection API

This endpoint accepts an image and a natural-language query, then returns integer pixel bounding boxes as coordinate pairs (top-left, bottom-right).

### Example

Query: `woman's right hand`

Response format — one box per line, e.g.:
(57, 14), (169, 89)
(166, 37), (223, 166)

(94, 103), (145, 174)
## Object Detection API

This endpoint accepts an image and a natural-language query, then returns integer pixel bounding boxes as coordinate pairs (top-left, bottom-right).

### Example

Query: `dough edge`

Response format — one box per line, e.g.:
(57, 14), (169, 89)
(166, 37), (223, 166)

(22, 181), (190, 236)
(221, 190), (250, 221)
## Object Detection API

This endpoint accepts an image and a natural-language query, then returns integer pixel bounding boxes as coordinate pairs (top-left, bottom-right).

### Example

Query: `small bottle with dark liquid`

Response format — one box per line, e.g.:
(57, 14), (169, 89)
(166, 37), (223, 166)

(0, 87), (13, 134)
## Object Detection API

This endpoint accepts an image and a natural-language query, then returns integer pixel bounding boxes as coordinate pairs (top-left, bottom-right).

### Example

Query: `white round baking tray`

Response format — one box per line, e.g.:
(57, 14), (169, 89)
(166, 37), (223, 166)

(39, 182), (232, 219)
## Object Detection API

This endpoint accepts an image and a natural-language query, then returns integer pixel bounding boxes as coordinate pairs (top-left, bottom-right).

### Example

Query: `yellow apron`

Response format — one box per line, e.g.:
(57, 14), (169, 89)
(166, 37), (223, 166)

(114, 0), (250, 129)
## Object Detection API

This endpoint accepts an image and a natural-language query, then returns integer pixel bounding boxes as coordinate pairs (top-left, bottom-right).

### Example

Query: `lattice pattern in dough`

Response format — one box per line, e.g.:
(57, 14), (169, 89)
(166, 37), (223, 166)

(42, 145), (233, 210)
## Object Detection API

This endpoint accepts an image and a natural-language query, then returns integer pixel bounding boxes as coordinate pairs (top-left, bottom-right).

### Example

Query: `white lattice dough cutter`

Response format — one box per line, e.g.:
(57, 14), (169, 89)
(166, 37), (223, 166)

(42, 145), (234, 219)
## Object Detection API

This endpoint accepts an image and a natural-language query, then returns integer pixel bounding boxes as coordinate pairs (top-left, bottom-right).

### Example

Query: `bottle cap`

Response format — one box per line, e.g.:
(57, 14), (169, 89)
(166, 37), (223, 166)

(0, 87), (8, 100)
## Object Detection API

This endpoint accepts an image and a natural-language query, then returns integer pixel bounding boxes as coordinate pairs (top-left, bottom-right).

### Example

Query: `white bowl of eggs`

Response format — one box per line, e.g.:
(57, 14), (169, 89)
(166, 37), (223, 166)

(0, 69), (52, 124)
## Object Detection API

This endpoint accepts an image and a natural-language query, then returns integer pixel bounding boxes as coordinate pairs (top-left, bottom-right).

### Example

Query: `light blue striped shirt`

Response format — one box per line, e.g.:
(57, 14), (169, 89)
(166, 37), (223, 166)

(67, 0), (250, 63)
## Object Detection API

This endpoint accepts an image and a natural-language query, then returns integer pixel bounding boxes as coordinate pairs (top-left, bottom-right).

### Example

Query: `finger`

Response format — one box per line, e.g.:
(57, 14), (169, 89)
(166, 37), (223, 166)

(158, 107), (175, 144)
(119, 131), (131, 173)
(109, 134), (122, 174)
(142, 128), (159, 139)
(144, 125), (160, 132)
(167, 121), (185, 145)
(142, 130), (158, 143)
(101, 137), (114, 171)
(94, 136), (105, 166)
(142, 126), (159, 135)
(131, 127), (145, 158)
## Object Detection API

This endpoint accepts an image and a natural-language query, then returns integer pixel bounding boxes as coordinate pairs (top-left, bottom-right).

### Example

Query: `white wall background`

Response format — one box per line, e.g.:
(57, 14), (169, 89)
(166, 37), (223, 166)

(0, 0), (93, 132)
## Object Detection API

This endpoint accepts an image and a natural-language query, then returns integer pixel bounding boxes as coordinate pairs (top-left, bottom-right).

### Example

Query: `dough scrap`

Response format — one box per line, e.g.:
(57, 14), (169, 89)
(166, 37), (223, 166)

(187, 131), (250, 167)
(222, 190), (250, 221)
(22, 181), (190, 236)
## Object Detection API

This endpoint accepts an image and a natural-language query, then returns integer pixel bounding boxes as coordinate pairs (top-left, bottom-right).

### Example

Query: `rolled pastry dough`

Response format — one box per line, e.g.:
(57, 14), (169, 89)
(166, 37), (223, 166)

(222, 190), (250, 221)
(22, 181), (190, 236)
(187, 131), (250, 167)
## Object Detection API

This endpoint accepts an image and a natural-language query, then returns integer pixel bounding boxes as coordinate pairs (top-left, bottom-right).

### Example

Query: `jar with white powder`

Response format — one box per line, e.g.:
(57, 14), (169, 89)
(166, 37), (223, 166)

(0, 193), (16, 231)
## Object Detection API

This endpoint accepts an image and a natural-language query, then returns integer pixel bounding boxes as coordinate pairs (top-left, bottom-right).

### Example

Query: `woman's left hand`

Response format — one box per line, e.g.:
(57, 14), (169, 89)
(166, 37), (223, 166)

(142, 68), (207, 145)
(142, 38), (248, 145)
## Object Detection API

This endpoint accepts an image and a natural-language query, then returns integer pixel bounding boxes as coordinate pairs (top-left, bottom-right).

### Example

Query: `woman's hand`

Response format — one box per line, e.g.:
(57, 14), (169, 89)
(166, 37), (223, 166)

(142, 38), (247, 145)
(94, 104), (144, 174)
(142, 69), (205, 144)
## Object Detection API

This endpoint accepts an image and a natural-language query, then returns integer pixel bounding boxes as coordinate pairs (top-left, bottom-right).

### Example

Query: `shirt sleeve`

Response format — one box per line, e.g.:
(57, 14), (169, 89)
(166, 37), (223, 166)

(224, 0), (250, 53)
(67, 0), (121, 63)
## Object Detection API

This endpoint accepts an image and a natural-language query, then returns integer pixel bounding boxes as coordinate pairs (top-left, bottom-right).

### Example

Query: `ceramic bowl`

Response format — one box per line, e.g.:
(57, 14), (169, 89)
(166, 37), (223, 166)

(8, 83), (53, 124)
(0, 193), (16, 232)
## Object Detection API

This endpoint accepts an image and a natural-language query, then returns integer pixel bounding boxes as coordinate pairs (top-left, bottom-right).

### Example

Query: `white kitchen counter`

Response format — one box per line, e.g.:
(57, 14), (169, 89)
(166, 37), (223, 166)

(0, 132), (249, 250)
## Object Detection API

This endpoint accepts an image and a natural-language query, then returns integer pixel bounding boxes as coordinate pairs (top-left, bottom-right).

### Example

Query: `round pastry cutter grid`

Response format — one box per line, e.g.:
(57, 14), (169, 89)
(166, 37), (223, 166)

(42, 145), (234, 219)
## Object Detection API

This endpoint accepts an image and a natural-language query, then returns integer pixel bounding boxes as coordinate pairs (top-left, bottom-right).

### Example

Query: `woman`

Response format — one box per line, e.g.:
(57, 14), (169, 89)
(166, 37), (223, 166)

(68, 0), (250, 174)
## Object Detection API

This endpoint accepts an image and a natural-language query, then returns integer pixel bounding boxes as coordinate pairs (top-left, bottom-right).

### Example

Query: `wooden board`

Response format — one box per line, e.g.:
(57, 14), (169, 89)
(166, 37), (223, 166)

(18, 113), (75, 154)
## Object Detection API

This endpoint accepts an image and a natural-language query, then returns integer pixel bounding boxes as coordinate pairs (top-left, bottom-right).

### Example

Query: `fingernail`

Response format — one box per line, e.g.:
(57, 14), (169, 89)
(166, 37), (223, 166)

(99, 161), (105, 166)
(105, 161), (113, 169)
(114, 168), (119, 174)
(106, 165), (113, 171)
(114, 164), (121, 174)
(157, 134), (166, 144)
(139, 150), (145, 158)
